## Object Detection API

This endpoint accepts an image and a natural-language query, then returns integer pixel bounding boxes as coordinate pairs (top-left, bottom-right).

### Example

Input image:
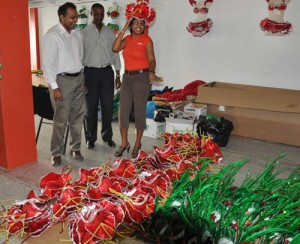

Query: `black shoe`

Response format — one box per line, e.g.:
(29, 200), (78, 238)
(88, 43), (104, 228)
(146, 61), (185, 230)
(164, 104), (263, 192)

(105, 139), (116, 148)
(69, 150), (84, 160)
(51, 156), (61, 166)
(86, 141), (95, 149)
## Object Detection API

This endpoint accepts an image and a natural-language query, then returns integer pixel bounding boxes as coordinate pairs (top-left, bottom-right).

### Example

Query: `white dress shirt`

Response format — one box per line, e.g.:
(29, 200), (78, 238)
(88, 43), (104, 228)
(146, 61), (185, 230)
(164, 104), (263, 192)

(82, 23), (121, 70)
(42, 22), (83, 89)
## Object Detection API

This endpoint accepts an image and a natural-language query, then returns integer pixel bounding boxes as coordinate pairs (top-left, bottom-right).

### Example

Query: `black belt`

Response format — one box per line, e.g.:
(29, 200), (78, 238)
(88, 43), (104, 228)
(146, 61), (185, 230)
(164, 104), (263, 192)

(124, 68), (149, 75)
(85, 65), (111, 70)
(58, 71), (81, 77)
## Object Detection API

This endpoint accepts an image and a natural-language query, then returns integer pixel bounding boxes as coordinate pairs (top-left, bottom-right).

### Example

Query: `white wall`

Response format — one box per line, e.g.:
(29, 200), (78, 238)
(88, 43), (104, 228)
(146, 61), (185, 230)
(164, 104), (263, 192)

(38, 0), (300, 90)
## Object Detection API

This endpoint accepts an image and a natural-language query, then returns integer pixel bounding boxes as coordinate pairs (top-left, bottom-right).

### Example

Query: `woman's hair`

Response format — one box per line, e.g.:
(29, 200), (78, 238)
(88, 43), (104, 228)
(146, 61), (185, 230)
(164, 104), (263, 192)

(129, 18), (146, 34)
(57, 2), (76, 17)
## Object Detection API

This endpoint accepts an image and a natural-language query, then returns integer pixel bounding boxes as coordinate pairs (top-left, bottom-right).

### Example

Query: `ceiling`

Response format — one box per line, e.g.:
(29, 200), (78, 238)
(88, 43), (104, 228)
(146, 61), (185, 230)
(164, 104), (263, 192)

(28, 0), (102, 8)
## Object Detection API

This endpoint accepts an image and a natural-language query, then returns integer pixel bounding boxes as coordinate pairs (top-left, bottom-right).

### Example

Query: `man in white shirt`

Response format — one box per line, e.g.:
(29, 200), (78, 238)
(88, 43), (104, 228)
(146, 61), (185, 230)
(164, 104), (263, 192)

(43, 2), (85, 166)
(82, 3), (121, 149)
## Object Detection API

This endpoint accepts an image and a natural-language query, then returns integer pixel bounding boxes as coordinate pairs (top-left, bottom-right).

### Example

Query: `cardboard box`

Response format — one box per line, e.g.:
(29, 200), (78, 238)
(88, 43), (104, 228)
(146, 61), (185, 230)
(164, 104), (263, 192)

(195, 82), (300, 113)
(184, 103), (207, 118)
(169, 101), (184, 110)
(165, 117), (194, 134)
(195, 82), (300, 146)
(144, 118), (165, 139)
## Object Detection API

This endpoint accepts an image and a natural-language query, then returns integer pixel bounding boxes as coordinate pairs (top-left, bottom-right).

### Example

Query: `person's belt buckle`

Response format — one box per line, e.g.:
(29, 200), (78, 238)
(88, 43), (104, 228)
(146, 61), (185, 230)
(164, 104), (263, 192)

(139, 70), (143, 74)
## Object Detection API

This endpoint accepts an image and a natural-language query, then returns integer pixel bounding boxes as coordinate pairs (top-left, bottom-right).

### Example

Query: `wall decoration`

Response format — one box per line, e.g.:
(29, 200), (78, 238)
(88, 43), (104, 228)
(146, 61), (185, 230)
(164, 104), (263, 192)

(106, 1), (121, 34)
(76, 5), (88, 30)
(187, 0), (214, 37)
(260, 0), (292, 35)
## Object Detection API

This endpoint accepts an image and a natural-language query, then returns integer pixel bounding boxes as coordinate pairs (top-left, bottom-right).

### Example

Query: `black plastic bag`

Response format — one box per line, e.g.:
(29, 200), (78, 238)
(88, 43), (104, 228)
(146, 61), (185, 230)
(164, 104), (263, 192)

(196, 114), (234, 147)
(154, 105), (173, 122)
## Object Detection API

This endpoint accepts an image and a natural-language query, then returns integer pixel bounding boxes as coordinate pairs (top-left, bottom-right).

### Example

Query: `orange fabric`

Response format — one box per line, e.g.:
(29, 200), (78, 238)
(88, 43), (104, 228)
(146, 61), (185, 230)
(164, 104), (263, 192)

(122, 34), (151, 70)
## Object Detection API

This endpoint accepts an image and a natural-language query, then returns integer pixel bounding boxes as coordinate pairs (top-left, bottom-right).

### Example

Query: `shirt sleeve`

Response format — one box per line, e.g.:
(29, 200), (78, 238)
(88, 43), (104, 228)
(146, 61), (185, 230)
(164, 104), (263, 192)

(112, 52), (121, 71)
(42, 31), (59, 89)
(81, 28), (87, 66)
(78, 30), (84, 62)
(109, 29), (121, 71)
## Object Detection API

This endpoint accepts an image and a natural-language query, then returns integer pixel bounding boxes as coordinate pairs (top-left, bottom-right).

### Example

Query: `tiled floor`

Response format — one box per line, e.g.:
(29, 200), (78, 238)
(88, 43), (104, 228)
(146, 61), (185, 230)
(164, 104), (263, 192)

(0, 116), (299, 243)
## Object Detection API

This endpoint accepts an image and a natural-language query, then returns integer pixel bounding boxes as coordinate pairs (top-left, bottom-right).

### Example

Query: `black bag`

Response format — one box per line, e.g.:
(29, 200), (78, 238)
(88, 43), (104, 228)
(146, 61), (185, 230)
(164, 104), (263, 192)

(154, 105), (173, 122)
(196, 114), (234, 147)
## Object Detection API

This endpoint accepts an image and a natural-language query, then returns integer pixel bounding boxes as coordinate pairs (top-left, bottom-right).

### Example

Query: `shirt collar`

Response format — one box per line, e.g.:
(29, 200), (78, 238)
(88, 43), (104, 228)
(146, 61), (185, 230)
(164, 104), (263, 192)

(90, 22), (105, 31)
(57, 22), (76, 35)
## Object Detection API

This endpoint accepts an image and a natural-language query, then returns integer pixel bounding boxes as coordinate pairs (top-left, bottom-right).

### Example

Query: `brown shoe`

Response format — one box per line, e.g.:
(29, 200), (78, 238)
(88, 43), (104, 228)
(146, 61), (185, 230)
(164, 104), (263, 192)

(114, 144), (130, 157)
(131, 144), (142, 159)
(51, 156), (61, 166)
(70, 150), (84, 160)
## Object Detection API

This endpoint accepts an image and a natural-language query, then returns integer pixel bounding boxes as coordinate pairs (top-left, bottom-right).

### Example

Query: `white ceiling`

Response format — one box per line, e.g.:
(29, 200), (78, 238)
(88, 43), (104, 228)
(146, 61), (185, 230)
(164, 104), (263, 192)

(28, 0), (102, 8)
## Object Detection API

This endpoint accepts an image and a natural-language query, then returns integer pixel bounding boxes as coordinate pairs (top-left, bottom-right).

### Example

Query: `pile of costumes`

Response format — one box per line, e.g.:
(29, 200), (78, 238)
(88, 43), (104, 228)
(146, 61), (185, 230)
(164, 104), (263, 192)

(1, 133), (299, 243)
(150, 80), (206, 102)
(0, 133), (222, 243)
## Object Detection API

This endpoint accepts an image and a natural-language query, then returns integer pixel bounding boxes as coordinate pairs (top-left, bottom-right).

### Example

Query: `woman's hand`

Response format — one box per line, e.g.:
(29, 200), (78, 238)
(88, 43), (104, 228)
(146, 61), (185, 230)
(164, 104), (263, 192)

(149, 72), (164, 84)
(113, 18), (132, 52)
(119, 18), (132, 34)
(123, 18), (132, 32)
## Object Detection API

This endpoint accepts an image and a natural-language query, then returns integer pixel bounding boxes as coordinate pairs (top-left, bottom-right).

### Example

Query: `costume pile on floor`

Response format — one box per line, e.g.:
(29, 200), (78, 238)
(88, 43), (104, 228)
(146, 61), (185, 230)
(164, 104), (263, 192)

(0, 134), (299, 243)
(0, 133), (222, 243)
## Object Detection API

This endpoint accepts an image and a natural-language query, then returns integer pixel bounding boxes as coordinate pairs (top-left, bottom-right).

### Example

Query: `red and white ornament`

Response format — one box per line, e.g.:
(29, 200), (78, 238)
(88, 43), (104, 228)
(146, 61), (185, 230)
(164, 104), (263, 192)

(259, 0), (292, 35)
(187, 0), (214, 37)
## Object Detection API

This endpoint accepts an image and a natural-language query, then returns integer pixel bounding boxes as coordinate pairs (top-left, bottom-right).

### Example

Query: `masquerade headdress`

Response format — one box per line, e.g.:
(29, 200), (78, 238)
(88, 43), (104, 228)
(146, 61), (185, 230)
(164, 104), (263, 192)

(125, 1), (156, 25)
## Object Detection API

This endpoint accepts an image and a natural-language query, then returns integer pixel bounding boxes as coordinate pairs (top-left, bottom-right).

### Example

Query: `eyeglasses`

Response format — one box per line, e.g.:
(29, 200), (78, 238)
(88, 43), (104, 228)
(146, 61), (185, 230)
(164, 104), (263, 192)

(132, 21), (145, 26)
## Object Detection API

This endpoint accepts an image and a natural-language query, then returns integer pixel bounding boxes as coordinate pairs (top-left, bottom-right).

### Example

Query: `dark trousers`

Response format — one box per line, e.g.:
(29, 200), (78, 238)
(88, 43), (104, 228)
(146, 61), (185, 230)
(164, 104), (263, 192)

(84, 66), (114, 142)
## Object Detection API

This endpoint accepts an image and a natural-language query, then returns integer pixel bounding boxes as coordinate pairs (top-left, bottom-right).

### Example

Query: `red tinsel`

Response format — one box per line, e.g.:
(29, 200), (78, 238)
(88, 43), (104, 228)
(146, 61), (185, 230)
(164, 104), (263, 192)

(0, 133), (222, 243)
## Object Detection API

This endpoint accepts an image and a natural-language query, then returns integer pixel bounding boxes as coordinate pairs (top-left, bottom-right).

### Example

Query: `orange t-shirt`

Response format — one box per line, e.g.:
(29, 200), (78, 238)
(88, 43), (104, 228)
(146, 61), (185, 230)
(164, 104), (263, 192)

(122, 34), (152, 71)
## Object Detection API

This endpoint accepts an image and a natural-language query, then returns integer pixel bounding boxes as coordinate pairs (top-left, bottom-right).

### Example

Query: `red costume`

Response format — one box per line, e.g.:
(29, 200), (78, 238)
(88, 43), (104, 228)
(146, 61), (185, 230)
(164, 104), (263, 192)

(260, 18), (292, 35)
(187, 0), (214, 37)
(260, 0), (292, 35)
(187, 19), (213, 37)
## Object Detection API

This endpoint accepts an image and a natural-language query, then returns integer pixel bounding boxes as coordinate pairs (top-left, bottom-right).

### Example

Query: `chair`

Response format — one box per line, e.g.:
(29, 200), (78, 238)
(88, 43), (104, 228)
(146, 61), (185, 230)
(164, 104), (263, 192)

(32, 85), (71, 155)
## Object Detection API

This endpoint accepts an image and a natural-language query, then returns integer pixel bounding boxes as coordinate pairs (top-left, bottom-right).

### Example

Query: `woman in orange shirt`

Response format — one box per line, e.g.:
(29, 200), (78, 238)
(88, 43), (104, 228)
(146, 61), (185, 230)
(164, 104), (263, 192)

(112, 1), (163, 158)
